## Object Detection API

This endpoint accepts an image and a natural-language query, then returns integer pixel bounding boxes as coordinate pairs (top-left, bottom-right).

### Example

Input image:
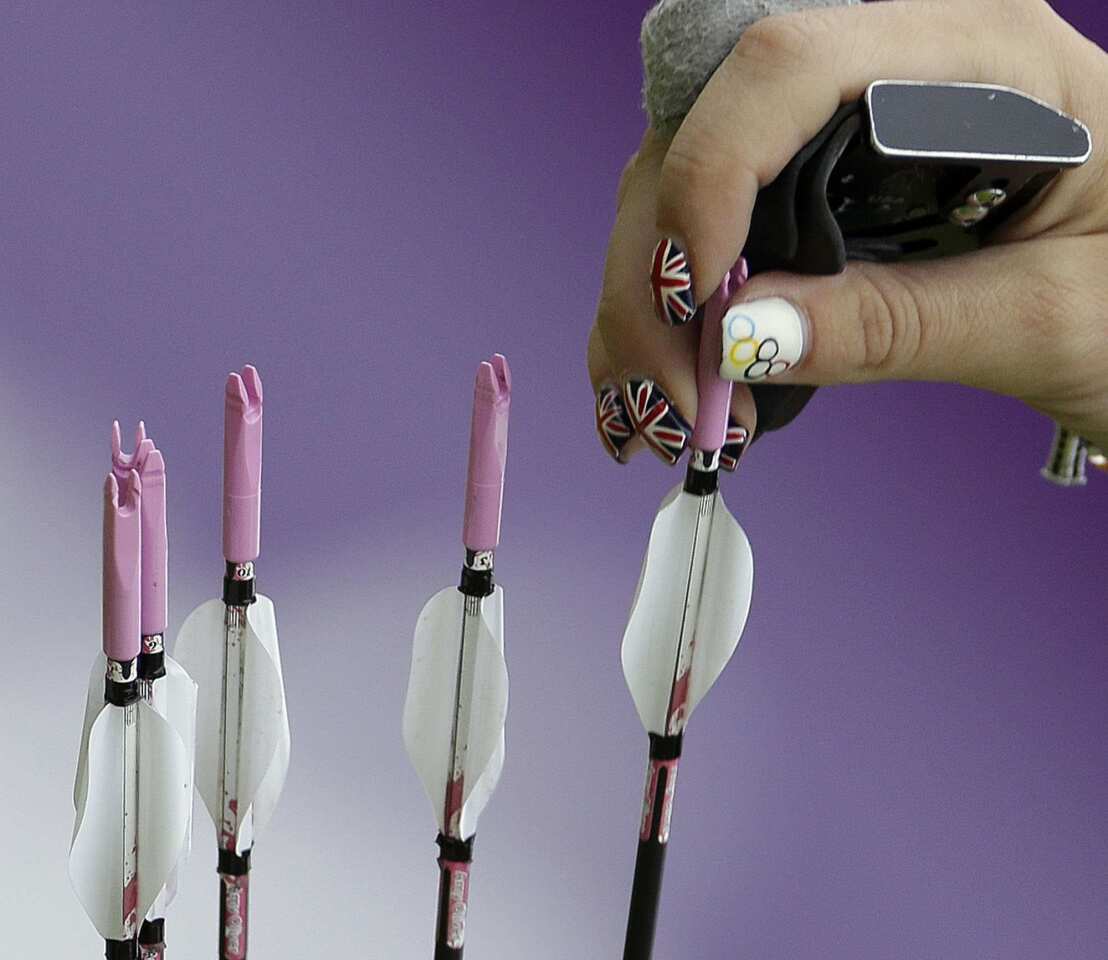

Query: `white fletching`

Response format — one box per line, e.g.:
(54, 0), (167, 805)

(403, 585), (508, 839)
(622, 483), (754, 736)
(152, 655), (199, 908)
(69, 700), (192, 940)
(174, 595), (290, 854)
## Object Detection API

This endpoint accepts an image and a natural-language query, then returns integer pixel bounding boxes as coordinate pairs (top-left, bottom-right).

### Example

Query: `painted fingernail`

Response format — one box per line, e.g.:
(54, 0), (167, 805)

(595, 385), (633, 463)
(650, 238), (695, 326)
(623, 379), (691, 465)
(720, 298), (807, 382)
(719, 419), (750, 472)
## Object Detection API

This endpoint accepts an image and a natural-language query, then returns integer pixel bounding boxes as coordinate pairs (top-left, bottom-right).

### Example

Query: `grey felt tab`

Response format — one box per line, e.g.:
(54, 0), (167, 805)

(642, 0), (860, 136)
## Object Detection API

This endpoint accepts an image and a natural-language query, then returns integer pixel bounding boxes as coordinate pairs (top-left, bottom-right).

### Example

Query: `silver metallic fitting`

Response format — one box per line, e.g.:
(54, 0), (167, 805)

(1042, 423), (1088, 487)
(230, 561), (255, 582)
(689, 449), (720, 473)
(107, 657), (138, 683)
(465, 550), (494, 572)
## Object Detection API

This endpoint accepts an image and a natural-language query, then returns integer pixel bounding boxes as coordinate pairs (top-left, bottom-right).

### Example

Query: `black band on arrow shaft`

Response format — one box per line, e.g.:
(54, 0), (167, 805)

(459, 550), (495, 598)
(105, 657), (139, 707)
(683, 459), (719, 497)
(218, 848), (252, 876)
(138, 650), (165, 681)
(436, 834), (474, 863)
(648, 732), (683, 761)
(105, 938), (136, 960)
(138, 919), (165, 946)
(223, 561), (257, 606)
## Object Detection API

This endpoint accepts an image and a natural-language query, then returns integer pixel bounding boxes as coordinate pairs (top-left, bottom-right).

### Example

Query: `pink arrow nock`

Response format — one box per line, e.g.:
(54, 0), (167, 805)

(691, 258), (748, 454)
(110, 421), (167, 635)
(138, 446), (168, 637)
(223, 365), (263, 564)
(103, 470), (142, 663)
(111, 420), (150, 483)
(463, 354), (511, 553)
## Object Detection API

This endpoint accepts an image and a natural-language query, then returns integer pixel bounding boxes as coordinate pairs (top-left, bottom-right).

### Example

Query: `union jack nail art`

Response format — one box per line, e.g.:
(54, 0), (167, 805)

(719, 420), (750, 472)
(650, 238), (695, 326)
(595, 385), (633, 463)
(623, 379), (691, 465)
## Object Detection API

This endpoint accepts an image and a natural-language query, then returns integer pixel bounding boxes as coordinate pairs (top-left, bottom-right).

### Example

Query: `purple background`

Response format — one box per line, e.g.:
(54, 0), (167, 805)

(1, 1), (1105, 956)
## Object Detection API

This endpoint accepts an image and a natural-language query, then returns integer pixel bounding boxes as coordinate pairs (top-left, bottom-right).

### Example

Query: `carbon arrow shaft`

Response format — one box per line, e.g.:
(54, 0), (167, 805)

(137, 635), (167, 960)
(217, 561), (256, 960)
(623, 456), (719, 960)
(433, 549), (495, 959)
(623, 265), (743, 960)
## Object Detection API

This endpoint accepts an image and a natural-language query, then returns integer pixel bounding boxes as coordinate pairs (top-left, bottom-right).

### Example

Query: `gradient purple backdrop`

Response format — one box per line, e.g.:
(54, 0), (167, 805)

(0, 1), (1105, 956)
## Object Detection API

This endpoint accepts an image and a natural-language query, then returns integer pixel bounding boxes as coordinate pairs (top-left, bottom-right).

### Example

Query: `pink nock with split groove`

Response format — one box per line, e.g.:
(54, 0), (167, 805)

(103, 471), (142, 663)
(110, 421), (167, 635)
(691, 258), (748, 455)
(138, 446), (168, 637)
(111, 420), (151, 483)
(223, 365), (263, 564)
(463, 354), (511, 553)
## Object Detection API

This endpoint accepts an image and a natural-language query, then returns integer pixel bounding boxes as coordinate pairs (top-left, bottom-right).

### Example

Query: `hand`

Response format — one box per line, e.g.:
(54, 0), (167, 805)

(588, 0), (1108, 465)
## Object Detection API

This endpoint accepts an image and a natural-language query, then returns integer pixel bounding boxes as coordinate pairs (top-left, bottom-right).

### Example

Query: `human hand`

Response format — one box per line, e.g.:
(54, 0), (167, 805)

(589, 0), (1108, 464)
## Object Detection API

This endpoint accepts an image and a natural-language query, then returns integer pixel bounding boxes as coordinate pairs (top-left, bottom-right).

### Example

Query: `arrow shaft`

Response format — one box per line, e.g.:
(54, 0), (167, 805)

(138, 639), (170, 950)
(625, 459), (722, 960)
(444, 595), (482, 835)
(219, 607), (247, 851)
(665, 490), (717, 735)
(431, 550), (496, 958)
(624, 733), (683, 960)
(122, 701), (140, 936)
(217, 562), (256, 960)
(434, 834), (473, 959)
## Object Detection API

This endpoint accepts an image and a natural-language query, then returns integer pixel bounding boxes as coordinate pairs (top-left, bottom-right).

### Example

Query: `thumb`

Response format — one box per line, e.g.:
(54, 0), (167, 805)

(716, 237), (1104, 402)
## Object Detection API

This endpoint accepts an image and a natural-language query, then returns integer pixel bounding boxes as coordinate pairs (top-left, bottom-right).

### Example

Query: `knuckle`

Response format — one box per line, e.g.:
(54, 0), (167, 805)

(738, 13), (820, 73)
(848, 266), (926, 377)
(1020, 258), (1095, 366)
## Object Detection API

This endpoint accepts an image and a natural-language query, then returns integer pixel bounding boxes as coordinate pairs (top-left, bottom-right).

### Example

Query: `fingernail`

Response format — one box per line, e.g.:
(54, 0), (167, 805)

(623, 379), (691, 465)
(719, 419), (750, 472)
(720, 298), (807, 382)
(650, 238), (695, 326)
(595, 384), (633, 463)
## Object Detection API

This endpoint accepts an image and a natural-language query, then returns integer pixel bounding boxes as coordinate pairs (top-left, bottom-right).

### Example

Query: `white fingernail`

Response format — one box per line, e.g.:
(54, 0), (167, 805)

(719, 298), (807, 383)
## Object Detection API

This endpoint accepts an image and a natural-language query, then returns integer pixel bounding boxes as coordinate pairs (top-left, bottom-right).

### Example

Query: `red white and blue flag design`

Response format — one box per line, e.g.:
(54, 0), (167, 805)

(623, 380), (690, 465)
(650, 239), (695, 326)
(719, 422), (750, 472)
(596, 386), (633, 462)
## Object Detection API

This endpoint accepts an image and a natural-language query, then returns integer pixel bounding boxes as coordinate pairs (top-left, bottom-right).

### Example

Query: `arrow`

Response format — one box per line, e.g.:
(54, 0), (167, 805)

(175, 365), (290, 960)
(403, 354), (511, 959)
(620, 265), (754, 960)
(70, 469), (192, 960)
(110, 422), (199, 960)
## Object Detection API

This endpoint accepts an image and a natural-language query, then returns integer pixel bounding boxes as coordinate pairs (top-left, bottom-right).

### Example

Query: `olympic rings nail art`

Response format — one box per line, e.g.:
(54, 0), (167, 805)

(720, 298), (806, 382)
